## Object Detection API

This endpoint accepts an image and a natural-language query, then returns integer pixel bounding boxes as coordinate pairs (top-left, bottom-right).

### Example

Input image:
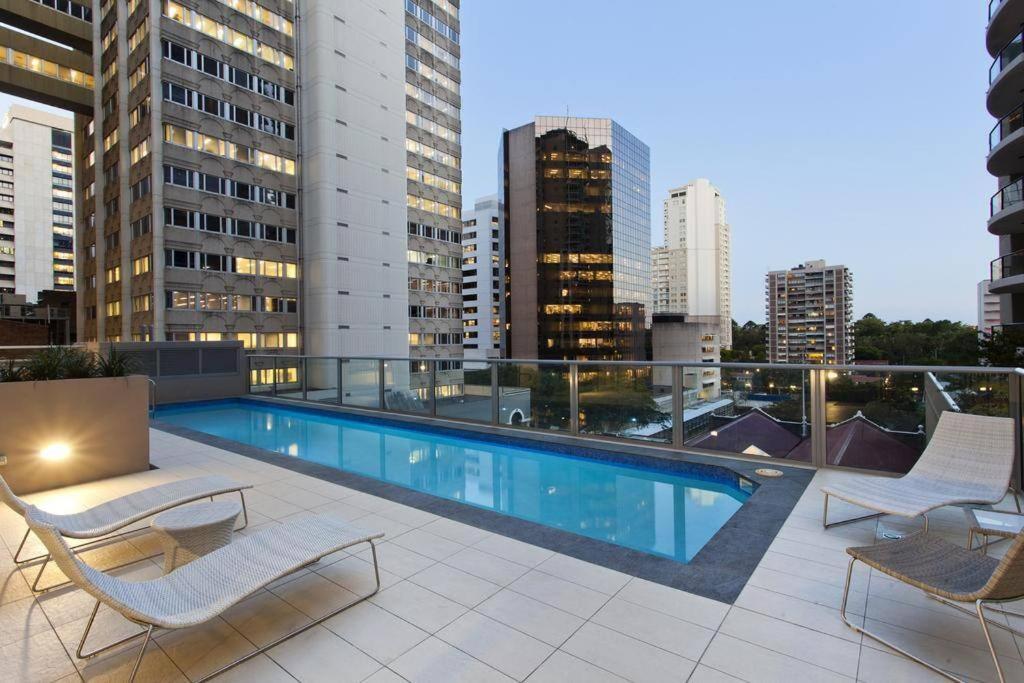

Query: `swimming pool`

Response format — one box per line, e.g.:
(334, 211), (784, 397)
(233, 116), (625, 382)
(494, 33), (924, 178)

(156, 400), (753, 563)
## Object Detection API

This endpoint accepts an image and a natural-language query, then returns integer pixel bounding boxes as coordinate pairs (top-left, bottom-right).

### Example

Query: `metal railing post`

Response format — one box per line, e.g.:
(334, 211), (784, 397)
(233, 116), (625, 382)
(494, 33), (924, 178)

(569, 364), (580, 435)
(429, 360), (437, 416)
(301, 358), (308, 402)
(1010, 371), (1023, 496)
(809, 368), (827, 468)
(336, 358), (343, 405)
(378, 361), (386, 410)
(672, 365), (684, 449)
(272, 356), (279, 397)
(490, 363), (500, 425)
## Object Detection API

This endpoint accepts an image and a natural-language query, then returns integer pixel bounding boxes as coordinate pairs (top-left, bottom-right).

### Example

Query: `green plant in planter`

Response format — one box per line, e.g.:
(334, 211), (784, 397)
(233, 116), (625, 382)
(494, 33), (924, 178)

(23, 347), (80, 381)
(0, 359), (24, 382)
(62, 347), (99, 378)
(95, 347), (138, 377)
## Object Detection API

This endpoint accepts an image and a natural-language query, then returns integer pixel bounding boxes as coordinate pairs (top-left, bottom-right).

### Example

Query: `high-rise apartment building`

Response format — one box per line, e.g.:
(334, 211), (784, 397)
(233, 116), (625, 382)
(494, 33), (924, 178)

(75, 0), (301, 346)
(501, 117), (650, 361)
(986, 0), (1024, 328)
(300, 0), (463, 401)
(462, 194), (502, 360)
(978, 279), (1002, 336)
(0, 105), (75, 301)
(653, 178), (732, 348)
(987, 1), (1024, 329)
(0, 0), (462, 369)
(766, 260), (854, 364)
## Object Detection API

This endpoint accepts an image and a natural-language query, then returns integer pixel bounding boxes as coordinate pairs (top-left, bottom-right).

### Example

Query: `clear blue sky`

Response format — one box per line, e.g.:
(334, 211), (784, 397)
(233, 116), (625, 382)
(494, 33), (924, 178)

(458, 0), (995, 325)
(0, 1), (992, 324)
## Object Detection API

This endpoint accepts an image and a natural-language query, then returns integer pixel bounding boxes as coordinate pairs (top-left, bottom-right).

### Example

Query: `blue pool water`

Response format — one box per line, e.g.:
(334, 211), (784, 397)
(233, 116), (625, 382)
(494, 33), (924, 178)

(156, 400), (753, 562)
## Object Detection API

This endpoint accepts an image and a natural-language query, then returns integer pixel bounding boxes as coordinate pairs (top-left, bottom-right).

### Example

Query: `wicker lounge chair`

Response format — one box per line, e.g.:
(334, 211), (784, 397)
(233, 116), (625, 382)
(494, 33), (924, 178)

(821, 411), (1017, 529)
(24, 508), (384, 682)
(840, 531), (1024, 682)
(0, 472), (252, 590)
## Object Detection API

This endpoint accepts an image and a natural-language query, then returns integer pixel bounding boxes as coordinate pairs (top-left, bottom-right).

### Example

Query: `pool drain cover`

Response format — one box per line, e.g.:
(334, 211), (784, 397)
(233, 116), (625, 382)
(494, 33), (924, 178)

(755, 468), (784, 478)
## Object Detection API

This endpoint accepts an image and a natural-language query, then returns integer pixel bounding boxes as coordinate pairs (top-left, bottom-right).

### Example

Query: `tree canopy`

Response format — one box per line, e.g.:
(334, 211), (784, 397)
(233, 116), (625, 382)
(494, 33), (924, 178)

(723, 315), (988, 367)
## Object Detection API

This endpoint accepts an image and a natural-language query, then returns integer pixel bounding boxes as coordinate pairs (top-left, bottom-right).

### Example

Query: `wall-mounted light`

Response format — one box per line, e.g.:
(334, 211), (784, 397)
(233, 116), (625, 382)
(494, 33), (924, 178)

(40, 443), (71, 462)
(827, 371), (838, 380)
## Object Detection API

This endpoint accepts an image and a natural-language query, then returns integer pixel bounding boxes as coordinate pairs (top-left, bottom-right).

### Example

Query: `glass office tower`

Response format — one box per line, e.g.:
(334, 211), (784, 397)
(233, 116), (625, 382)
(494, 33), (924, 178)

(502, 117), (650, 360)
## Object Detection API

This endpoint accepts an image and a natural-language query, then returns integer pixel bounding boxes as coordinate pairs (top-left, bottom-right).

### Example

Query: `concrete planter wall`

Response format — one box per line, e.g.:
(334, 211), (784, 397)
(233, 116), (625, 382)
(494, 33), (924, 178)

(0, 374), (150, 494)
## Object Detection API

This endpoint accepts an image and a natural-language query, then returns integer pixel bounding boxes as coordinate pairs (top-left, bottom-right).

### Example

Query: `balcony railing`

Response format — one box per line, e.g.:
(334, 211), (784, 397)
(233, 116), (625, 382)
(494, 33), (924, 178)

(991, 0), (1008, 21)
(246, 355), (1024, 480)
(990, 177), (1024, 216)
(990, 29), (1024, 84)
(991, 103), (1024, 149)
(992, 248), (1024, 281)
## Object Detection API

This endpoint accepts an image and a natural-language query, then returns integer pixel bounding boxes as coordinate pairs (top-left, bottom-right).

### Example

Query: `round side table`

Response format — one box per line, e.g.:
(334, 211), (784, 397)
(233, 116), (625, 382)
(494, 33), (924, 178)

(151, 501), (242, 573)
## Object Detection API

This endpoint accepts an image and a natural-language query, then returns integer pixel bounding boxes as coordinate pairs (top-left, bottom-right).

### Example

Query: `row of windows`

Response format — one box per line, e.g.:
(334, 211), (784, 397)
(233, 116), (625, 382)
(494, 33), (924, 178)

(128, 17), (148, 52)
(164, 164), (296, 208)
(163, 81), (295, 140)
(406, 26), (458, 69)
(408, 249), (460, 269)
(408, 332), (460, 346)
(166, 290), (296, 312)
(406, 110), (459, 144)
(31, 0), (92, 22)
(408, 305), (461, 319)
(165, 248), (297, 278)
(162, 40), (294, 105)
(406, 82), (458, 119)
(182, 332), (298, 349)
(406, 138), (459, 169)
(407, 194), (461, 219)
(408, 277), (461, 293)
(164, 207), (296, 244)
(129, 58), (148, 90)
(406, 55), (459, 97)
(405, 0), (459, 44)
(164, 1), (294, 71)
(164, 123), (295, 175)
(0, 45), (95, 88)
(408, 221), (460, 244)
(406, 166), (460, 194)
(214, 0), (293, 36)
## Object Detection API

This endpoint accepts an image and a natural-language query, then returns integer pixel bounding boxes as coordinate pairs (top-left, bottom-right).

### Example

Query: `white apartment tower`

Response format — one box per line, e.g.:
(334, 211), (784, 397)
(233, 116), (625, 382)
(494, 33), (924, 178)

(766, 260), (854, 364)
(0, 105), (75, 302)
(300, 0), (462, 399)
(978, 279), (1001, 336)
(654, 179), (732, 348)
(461, 195), (502, 359)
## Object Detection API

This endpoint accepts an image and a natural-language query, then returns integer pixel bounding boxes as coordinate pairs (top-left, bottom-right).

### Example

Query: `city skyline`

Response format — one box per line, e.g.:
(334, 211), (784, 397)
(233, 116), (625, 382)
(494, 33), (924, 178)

(459, 0), (993, 325)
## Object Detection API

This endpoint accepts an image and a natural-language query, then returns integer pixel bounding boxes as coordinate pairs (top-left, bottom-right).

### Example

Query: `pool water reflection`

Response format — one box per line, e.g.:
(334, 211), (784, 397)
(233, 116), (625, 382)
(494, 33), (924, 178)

(157, 400), (752, 562)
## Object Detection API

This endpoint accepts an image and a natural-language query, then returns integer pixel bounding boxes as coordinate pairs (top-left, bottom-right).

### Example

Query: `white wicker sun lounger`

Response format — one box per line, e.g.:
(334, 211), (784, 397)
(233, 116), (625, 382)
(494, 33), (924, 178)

(0, 473), (252, 590)
(821, 411), (1018, 529)
(24, 508), (384, 682)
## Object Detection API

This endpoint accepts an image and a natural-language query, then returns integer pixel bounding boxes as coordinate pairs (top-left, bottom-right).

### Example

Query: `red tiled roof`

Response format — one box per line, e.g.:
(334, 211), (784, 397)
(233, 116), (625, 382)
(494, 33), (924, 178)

(688, 410), (803, 457)
(690, 409), (922, 473)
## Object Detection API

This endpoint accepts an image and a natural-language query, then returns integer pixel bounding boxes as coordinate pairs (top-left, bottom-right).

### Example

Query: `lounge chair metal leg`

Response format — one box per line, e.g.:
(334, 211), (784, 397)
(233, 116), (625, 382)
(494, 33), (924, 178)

(12, 528), (36, 564)
(976, 601), (1006, 683)
(839, 558), (960, 681)
(76, 600), (152, 660)
(823, 493), (885, 529)
(194, 537), (383, 683)
(31, 554), (50, 592)
(926, 594), (1024, 638)
(237, 490), (249, 531)
(128, 625), (154, 683)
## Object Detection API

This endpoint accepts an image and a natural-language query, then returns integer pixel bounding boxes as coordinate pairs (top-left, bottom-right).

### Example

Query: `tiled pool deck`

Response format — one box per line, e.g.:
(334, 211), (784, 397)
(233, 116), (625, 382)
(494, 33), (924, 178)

(0, 429), (1022, 682)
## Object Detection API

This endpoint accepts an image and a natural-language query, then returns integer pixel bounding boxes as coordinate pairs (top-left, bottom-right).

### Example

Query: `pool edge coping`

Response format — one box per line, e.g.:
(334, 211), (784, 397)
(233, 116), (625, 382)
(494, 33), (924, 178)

(151, 404), (813, 604)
